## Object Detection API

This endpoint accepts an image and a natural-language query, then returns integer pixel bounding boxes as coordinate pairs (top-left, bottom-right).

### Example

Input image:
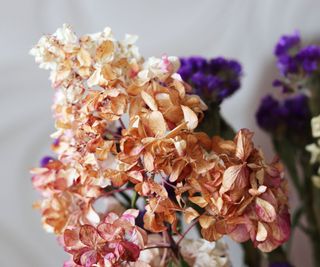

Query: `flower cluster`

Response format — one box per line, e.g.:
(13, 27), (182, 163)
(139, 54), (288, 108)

(306, 115), (320, 188)
(256, 31), (318, 145)
(274, 31), (320, 78)
(31, 25), (289, 266)
(257, 30), (320, 266)
(185, 130), (290, 252)
(63, 209), (147, 266)
(256, 93), (311, 138)
(179, 239), (230, 267)
(178, 56), (242, 103)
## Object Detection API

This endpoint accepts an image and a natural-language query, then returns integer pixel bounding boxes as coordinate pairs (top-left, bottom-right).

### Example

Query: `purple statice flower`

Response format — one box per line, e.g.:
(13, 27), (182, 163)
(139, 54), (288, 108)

(283, 94), (311, 135)
(40, 156), (55, 167)
(256, 94), (310, 136)
(179, 56), (208, 81)
(178, 56), (242, 103)
(274, 31), (301, 59)
(256, 95), (285, 131)
(274, 31), (320, 77)
(272, 79), (293, 93)
(297, 45), (320, 74)
(274, 31), (301, 76)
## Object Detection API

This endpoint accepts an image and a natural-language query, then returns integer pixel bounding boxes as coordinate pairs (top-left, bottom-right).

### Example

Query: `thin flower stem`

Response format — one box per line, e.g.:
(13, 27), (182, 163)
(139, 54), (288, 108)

(160, 231), (169, 266)
(162, 177), (177, 189)
(143, 244), (171, 250)
(119, 118), (126, 129)
(105, 129), (122, 138)
(104, 187), (133, 197)
(177, 217), (200, 246)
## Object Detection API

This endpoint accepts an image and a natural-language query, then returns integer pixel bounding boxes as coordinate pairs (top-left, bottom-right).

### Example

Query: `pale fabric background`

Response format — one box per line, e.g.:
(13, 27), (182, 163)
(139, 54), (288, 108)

(0, 0), (319, 266)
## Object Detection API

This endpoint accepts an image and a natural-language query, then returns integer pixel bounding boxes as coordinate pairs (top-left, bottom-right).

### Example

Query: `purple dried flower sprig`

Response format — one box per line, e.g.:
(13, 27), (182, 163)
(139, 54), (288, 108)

(274, 31), (320, 79)
(256, 93), (311, 139)
(178, 56), (242, 103)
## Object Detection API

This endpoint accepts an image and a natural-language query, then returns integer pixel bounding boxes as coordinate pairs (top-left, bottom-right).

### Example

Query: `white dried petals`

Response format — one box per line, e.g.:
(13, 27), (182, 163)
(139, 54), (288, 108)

(138, 55), (181, 85)
(306, 116), (320, 188)
(55, 24), (78, 44)
(306, 142), (320, 164)
(311, 115), (320, 138)
(180, 239), (231, 267)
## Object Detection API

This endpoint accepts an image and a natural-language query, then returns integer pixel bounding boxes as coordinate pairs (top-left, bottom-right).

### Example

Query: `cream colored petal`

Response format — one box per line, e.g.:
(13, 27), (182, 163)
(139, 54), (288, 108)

(181, 105), (198, 130)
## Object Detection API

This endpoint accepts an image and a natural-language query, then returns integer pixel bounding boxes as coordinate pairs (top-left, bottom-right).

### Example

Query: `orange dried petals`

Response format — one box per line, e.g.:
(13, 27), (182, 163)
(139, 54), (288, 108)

(31, 25), (290, 267)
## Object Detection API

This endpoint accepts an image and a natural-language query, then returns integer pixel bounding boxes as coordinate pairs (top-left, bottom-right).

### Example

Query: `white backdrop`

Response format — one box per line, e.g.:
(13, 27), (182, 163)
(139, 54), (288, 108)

(0, 1), (319, 266)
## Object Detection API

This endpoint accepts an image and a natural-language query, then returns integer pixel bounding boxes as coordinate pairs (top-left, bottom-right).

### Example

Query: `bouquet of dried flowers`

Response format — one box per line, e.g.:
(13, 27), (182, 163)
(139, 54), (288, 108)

(256, 31), (320, 266)
(30, 25), (290, 267)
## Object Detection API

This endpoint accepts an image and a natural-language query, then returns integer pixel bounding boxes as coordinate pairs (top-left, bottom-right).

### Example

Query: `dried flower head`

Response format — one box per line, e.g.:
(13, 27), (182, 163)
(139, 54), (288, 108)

(178, 56), (242, 103)
(31, 25), (290, 266)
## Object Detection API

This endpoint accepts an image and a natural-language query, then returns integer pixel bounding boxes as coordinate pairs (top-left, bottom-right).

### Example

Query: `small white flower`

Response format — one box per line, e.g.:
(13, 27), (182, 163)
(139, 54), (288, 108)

(137, 55), (180, 85)
(54, 24), (77, 45)
(312, 175), (320, 188)
(306, 143), (320, 164)
(311, 115), (320, 138)
(180, 238), (231, 267)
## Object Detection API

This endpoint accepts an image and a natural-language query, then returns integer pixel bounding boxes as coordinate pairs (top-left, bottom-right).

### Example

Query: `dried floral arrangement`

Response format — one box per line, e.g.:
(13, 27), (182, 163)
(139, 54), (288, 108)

(30, 25), (290, 267)
(257, 31), (320, 266)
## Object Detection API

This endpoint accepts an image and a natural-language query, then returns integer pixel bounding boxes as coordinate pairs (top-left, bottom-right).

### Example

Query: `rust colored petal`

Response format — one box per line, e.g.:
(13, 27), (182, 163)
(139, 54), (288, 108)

(145, 111), (167, 137)
(234, 129), (254, 161)
(201, 224), (222, 242)
(143, 212), (167, 233)
(220, 164), (246, 194)
(120, 241), (141, 262)
(64, 228), (79, 247)
(141, 91), (158, 111)
(229, 224), (251, 243)
(79, 224), (99, 247)
(95, 40), (114, 61)
(255, 197), (276, 223)
(189, 196), (208, 208)
(184, 207), (200, 224)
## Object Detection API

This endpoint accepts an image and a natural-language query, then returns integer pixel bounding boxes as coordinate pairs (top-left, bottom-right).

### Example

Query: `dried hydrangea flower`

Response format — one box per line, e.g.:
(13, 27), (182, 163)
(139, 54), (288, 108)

(181, 129), (290, 252)
(63, 209), (147, 266)
(31, 25), (290, 266)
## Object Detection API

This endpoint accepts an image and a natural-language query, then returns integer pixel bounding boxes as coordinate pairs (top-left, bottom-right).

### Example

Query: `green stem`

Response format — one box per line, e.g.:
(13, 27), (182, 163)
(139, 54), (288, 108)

(272, 138), (302, 197)
(131, 191), (138, 208)
(299, 151), (320, 266)
(197, 102), (235, 139)
(308, 76), (320, 116)
(196, 102), (222, 136)
(242, 241), (262, 267)
(267, 246), (289, 266)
